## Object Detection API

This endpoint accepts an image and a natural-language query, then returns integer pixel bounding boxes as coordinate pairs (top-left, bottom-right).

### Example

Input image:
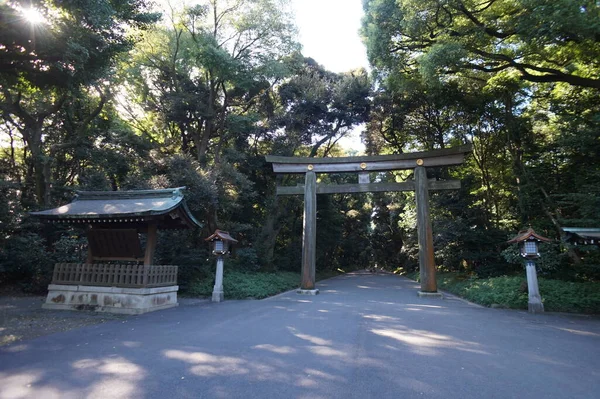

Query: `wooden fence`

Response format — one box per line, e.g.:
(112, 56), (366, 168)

(51, 263), (178, 288)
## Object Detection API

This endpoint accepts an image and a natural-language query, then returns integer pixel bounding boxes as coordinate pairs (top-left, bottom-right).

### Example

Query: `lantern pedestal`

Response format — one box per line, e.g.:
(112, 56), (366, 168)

(526, 261), (544, 313)
(212, 256), (225, 302)
(297, 289), (319, 295)
(418, 291), (443, 298)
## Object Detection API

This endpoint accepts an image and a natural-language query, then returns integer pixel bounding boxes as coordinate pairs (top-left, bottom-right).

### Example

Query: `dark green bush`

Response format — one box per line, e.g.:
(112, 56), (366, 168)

(434, 273), (600, 313)
(184, 270), (300, 299)
(53, 235), (87, 263)
(539, 279), (600, 314)
(184, 270), (342, 299)
(229, 248), (261, 271)
(438, 274), (529, 309)
(0, 232), (54, 292)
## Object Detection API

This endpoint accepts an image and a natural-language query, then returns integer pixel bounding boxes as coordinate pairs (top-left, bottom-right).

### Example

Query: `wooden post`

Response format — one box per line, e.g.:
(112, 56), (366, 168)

(144, 223), (158, 266)
(300, 170), (318, 292)
(415, 166), (438, 293)
(86, 227), (94, 264)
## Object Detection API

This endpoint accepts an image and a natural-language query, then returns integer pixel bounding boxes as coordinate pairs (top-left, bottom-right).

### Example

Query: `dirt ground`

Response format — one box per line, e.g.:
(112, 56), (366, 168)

(0, 296), (209, 346)
(0, 296), (128, 346)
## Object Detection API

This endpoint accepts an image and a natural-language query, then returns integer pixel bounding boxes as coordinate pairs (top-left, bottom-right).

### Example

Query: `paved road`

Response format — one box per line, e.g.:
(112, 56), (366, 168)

(1, 273), (599, 399)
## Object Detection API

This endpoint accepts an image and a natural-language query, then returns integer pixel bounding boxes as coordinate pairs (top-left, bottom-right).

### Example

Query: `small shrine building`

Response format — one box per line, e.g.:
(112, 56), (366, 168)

(31, 187), (200, 314)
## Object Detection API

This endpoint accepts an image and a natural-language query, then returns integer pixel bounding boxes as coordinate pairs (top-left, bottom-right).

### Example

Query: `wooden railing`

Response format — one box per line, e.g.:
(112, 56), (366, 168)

(51, 263), (178, 288)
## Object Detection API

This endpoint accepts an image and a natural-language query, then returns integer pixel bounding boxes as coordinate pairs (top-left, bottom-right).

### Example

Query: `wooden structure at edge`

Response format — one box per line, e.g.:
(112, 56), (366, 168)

(266, 145), (472, 293)
(31, 187), (201, 280)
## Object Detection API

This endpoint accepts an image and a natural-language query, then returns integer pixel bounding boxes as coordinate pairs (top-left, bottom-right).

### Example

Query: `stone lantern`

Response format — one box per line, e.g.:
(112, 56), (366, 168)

(205, 230), (238, 302)
(507, 228), (552, 313)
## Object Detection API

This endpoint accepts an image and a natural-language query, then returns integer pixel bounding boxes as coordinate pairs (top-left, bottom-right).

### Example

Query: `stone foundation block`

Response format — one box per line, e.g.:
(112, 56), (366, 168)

(418, 291), (443, 298)
(43, 284), (178, 315)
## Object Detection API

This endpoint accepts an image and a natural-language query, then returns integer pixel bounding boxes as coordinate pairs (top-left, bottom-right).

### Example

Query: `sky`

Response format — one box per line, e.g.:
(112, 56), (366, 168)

(290, 0), (369, 74)
(290, 0), (369, 152)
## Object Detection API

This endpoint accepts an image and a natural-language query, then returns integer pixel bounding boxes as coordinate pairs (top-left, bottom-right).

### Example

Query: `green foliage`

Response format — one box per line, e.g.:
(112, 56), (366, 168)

(184, 271), (300, 299)
(52, 235), (87, 264)
(0, 0), (159, 89)
(540, 279), (600, 314)
(184, 269), (341, 299)
(0, 0), (159, 205)
(438, 274), (530, 309)
(228, 248), (261, 272)
(435, 273), (600, 313)
(362, 0), (600, 286)
(0, 232), (54, 292)
(362, 0), (600, 89)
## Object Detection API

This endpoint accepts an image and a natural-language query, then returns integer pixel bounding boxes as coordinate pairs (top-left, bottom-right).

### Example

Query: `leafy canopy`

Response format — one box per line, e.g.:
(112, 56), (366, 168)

(362, 0), (600, 88)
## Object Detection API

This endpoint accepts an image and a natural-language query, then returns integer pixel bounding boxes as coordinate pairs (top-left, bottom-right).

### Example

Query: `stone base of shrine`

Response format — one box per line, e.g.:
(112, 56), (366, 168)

(42, 284), (179, 315)
(418, 291), (443, 298)
(297, 289), (319, 295)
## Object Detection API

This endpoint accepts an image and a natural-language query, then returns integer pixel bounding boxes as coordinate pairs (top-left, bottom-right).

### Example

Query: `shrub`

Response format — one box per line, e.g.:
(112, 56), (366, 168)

(184, 270), (300, 299)
(229, 248), (261, 272)
(434, 273), (600, 313)
(0, 232), (55, 292)
(183, 270), (341, 299)
(438, 274), (528, 309)
(539, 279), (600, 314)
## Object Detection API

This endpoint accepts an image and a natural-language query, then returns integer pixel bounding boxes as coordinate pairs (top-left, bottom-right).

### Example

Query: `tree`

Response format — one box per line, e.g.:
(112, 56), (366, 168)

(121, 0), (299, 164)
(362, 0), (600, 89)
(275, 58), (371, 157)
(0, 0), (158, 205)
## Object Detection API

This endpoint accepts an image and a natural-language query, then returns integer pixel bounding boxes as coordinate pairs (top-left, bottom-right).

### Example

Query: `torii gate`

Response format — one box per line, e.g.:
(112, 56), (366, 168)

(266, 145), (472, 296)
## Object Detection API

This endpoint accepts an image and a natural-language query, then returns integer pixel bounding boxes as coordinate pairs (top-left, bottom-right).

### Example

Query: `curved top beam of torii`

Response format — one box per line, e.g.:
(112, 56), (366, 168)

(265, 144), (472, 174)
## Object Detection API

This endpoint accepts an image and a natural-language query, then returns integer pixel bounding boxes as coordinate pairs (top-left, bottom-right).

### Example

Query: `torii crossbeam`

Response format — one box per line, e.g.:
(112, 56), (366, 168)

(266, 144), (472, 296)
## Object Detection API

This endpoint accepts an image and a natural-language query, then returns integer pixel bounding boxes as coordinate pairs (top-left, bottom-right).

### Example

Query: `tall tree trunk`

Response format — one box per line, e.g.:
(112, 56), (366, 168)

(24, 125), (48, 205)
(503, 95), (527, 224)
(198, 118), (213, 163)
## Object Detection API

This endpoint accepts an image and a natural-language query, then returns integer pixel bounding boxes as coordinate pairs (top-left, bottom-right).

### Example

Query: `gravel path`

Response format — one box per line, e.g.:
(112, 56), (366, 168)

(0, 296), (128, 346)
(0, 296), (211, 346)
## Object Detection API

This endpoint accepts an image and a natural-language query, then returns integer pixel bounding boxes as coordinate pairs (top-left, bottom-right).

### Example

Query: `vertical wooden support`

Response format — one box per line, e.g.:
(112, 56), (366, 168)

(301, 171), (317, 290)
(86, 228), (93, 264)
(144, 223), (158, 266)
(415, 166), (437, 293)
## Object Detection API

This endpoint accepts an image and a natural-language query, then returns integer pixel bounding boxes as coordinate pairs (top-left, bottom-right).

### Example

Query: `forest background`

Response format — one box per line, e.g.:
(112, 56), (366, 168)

(1, 0), (599, 310)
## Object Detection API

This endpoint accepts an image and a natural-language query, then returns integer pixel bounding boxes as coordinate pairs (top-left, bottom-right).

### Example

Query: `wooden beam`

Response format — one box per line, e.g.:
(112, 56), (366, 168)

(266, 144), (472, 164)
(276, 180), (461, 196)
(415, 166), (437, 293)
(301, 171), (317, 290)
(266, 145), (472, 174)
(270, 154), (466, 174)
(144, 223), (158, 266)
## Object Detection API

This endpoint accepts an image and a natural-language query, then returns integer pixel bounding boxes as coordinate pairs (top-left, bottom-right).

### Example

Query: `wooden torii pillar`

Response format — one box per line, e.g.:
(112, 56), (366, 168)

(266, 145), (472, 295)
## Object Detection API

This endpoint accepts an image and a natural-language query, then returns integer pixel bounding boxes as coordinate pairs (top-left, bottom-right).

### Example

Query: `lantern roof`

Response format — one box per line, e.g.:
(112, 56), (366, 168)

(507, 227), (553, 244)
(30, 187), (201, 229)
(205, 229), (238, 243)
